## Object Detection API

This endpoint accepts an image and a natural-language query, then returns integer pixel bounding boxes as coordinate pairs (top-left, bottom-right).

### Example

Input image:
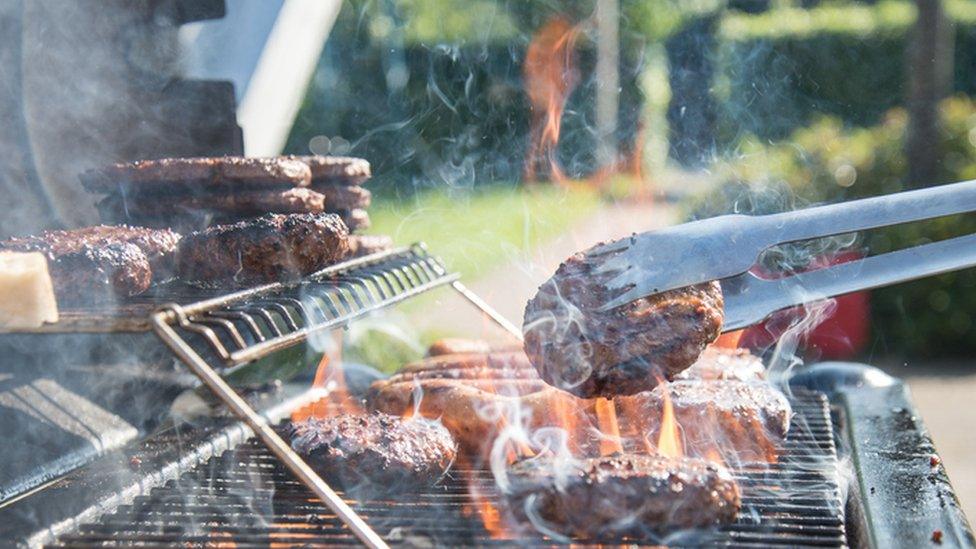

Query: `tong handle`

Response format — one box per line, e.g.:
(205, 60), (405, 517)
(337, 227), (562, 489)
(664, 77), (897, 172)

(723, 232), (976, 331)
(764, 179), (976, 244)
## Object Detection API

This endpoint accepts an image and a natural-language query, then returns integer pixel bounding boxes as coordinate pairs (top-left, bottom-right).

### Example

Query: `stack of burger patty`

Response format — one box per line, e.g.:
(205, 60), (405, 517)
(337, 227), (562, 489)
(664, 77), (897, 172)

(81, 155), (375, 234)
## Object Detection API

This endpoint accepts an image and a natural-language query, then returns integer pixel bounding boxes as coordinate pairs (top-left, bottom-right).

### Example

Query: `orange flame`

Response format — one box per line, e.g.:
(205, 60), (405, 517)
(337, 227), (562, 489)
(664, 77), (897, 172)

(523, 17), (581, 186)
(291, 334), (362, 422)
(594, 398), (623, 455)
(656, 382), (684, 459)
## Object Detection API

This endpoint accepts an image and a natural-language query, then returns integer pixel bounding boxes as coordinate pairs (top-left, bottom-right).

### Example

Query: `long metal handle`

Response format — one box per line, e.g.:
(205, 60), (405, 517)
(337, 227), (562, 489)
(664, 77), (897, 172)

(767, 178), (976, 244)
(151, 309), (389, 549)
(723, 232), (976, 330)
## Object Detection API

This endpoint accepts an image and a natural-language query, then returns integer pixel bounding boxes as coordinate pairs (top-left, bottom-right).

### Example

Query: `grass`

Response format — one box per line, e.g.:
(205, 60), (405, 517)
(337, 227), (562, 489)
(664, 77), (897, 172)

(366, 184), (600, 280)
(342, 183), (600, 373)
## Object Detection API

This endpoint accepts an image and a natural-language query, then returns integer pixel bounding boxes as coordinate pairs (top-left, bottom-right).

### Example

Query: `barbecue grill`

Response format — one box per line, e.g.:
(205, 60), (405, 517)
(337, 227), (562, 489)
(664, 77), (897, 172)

(2, 2), (975, 547)
(0, 243), (972, 547)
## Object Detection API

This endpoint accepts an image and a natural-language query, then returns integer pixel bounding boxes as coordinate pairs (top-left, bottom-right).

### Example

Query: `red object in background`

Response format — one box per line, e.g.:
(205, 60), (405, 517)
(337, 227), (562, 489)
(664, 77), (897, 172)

(738, 251), (870, 360)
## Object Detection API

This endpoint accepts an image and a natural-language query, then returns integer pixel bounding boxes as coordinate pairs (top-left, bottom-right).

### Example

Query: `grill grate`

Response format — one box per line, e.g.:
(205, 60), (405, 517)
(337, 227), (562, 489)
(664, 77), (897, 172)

(49, 391), (846, 548)
(154, 244), (458, 369)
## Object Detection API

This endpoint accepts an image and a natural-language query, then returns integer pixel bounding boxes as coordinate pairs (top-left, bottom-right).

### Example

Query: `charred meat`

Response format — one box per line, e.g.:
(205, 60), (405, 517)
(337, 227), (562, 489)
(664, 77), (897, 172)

(368, 351), (594, 457)
(506, 454), (741, 536)
(317, 185), (372, 210)
(346, 234), (394, 258)
(336, 208), (371, 231)
(1, 225), (180, 302)
(80, 156), (312, 193)
(292, 155), (371, 186)
(176, 213), (349, 287)
(289, 412), (456, 491)
(523, 242), (724, 398)
(100, 187), (328, 219)
(626, 380), (791, 463)
(425, 338), (521, 357)
(673, 346), (766, 382)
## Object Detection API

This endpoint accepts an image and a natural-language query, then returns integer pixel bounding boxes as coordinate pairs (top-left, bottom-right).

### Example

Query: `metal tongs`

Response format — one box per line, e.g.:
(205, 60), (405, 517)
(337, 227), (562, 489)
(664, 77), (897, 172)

(593, 179), (976, 330)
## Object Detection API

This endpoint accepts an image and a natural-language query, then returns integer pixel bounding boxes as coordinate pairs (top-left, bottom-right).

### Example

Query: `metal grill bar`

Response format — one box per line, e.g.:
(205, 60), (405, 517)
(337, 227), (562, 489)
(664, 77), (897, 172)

(50, 391), (847, 548)
(153, 245), (459, 369)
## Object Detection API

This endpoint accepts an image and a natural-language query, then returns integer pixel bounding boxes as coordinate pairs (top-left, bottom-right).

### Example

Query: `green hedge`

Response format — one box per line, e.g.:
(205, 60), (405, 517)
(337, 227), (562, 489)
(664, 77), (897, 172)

(715, 1), (976, 142)
(285, 1), (647, 192)
(694, 96), (976, 358)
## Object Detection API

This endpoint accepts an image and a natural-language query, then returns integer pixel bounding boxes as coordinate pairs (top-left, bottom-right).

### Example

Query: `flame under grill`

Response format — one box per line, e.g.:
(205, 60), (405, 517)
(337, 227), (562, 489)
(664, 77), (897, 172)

(47, 390), (846, 548)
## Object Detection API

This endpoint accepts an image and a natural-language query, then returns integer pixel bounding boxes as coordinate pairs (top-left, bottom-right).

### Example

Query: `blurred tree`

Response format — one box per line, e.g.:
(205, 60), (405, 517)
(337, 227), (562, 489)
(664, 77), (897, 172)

(666, 14), (719, 166)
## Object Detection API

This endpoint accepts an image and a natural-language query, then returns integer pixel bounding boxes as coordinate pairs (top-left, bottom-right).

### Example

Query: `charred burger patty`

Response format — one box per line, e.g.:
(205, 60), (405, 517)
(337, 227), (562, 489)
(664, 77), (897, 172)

(523, 242), (724, 398)
(506, 453), (741, 536)
(1, 225), (180, 302)
(176, 212), (349, 287)
(289, 412), (456, 491)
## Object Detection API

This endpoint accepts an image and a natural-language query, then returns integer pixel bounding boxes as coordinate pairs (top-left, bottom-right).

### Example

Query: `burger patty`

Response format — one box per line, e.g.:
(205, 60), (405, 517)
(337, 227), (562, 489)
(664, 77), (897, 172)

(523, 241), (724, 398)
(175, 213), (349, 287)
(337, 208), (371, 231)
(367, 351), (594, 458)
(98, 187), (327, 219)
(1, 225), (180, 302)
(80, 156), (312, 193)
(626, 380), (791, 463)
(318, 185), (372, 210)
(346, 234), (394, 258)
(672, 346), (766, 382)
(291, 155), (371, 186)
(289, 412), (456, 491)
(506, 454), (741, 536)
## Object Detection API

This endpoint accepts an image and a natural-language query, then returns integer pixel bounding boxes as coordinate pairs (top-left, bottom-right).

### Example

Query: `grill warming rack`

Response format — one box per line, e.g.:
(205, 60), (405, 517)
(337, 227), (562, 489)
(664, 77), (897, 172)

(149, 243), (520, 548)
(48, 391), (846, 548)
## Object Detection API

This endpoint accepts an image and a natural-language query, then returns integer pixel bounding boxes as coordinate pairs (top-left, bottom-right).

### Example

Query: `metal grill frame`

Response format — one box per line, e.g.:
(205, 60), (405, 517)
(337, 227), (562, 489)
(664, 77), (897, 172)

(153, 244), (460, 368)
(149, 242), (522, 548)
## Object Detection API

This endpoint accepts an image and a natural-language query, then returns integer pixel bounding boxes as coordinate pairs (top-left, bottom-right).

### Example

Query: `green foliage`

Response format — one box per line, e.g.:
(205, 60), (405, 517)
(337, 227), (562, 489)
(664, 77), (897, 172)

(700, 96), (976, 358)
(398, 0), (519, 44)
(721, 0), (976, 40)
(720, 1), (915, 40)
(286, 0), (650, 190)
(715, 1), (976, 142)
(344, 323), (426, 375)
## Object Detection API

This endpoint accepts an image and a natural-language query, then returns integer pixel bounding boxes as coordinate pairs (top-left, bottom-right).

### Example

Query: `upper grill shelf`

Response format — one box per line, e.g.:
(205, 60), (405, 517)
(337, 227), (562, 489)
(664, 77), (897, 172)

(152, 244), (458, 368)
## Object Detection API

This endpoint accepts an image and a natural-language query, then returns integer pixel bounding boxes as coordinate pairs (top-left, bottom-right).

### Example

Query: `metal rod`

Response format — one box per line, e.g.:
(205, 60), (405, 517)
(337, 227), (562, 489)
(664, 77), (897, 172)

(450, 280), (523, 341)
(150, 310), (389, 549)
(227, 272), (460, 365)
